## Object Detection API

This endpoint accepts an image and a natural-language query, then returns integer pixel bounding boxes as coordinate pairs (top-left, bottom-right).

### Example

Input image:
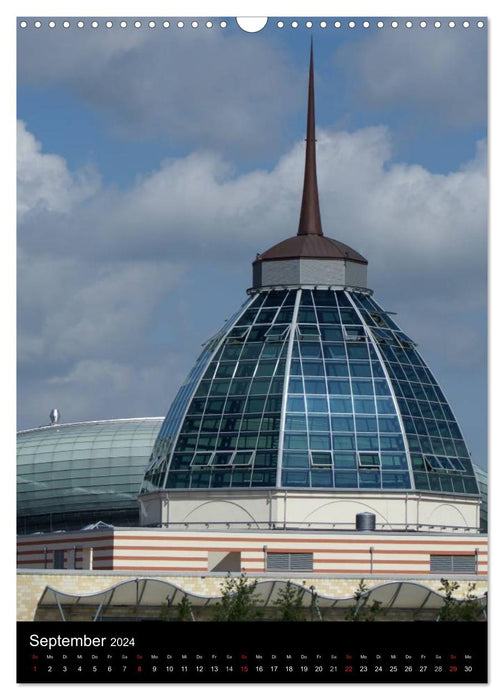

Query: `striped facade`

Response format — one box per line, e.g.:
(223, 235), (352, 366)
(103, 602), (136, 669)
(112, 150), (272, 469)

(17, 528), (488, 577)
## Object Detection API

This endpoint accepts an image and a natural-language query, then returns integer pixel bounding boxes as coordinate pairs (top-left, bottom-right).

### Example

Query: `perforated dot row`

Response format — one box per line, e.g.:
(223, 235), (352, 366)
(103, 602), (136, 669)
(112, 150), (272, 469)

(277, 19), (484, 29)
(19, 18), (485, 30)
(19, 19), (228, 29)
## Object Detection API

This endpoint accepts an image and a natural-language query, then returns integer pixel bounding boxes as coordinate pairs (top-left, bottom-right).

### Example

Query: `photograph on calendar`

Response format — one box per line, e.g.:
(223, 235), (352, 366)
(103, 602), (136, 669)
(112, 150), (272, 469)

(16, 15), (488, 683)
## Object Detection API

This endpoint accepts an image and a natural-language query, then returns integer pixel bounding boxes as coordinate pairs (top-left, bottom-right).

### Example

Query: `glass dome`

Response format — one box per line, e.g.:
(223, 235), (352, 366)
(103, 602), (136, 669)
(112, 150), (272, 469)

(138, 47), (480, 533)
(17, 418), (163, 533)
(141, 288), (478, 497)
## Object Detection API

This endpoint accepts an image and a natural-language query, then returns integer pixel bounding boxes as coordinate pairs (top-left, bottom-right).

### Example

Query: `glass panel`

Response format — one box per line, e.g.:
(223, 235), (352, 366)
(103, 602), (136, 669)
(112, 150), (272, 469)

(310, 451), (332, 466)
(359, 452), (380, 466)
(334, 471), (358, 487)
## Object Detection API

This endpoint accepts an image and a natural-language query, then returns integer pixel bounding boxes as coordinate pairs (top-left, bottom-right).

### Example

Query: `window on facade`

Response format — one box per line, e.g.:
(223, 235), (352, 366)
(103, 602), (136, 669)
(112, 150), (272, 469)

(191, 453), (213, 466)
(394, 331), (416, 348)
(343, 326), (366, 342)
(265, 325), (289, 341)
(430, 555), (476, 574)
(266, 552), (314, 571)
(358, 452), (381, 468)
(310, 451), (333, 468)
(53, 550), (65, 569)
(227, 328), (249, 343)
(297, 324), (321, 340)
(369, 311), (388, 328)
(233, 451), (254, 466)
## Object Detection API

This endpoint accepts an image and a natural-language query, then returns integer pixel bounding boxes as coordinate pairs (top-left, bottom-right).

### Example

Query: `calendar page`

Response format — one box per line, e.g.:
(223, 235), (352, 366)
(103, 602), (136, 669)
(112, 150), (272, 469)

(16, 11), (488, 684)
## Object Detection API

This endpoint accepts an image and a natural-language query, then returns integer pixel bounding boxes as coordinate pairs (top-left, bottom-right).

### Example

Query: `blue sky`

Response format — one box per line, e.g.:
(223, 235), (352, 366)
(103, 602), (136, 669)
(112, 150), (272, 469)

(17, 16), (487, 468)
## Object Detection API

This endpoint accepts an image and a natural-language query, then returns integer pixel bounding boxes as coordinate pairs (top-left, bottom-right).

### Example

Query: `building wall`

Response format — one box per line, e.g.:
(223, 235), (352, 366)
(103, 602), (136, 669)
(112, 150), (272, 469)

(17, 527), (488, 577)
(139, 488), (480, 532)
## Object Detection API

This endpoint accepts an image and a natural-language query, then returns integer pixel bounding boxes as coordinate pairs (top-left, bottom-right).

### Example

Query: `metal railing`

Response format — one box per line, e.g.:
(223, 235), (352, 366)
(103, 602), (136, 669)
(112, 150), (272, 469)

(146, 520), (481, 534)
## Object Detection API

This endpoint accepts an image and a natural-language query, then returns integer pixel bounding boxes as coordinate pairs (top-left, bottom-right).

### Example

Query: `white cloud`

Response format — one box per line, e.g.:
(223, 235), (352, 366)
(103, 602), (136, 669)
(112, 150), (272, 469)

(335, 29), (486, 128)
(17, 121), (98, 219)
(17, 29), (299, 155)
(17, 123), (486, 438)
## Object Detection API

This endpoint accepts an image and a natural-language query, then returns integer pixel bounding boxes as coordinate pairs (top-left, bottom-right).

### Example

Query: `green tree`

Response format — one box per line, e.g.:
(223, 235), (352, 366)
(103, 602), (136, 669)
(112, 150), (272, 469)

(159, 593), (194, 621)
(274, 581), (306, 621)
(176, 594), (194, 621)
(212, 574), (261, 621)
(345, 579), (382, 622)
(437, 579), (485, 621)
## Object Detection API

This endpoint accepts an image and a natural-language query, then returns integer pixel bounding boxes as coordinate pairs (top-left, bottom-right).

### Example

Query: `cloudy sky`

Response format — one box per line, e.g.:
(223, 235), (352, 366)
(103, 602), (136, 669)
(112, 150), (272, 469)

(17, 17), (487, 467)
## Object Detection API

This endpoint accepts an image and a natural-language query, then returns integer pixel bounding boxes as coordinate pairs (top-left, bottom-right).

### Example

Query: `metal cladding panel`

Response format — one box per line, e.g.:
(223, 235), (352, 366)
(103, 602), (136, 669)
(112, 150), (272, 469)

(259, 258), (301, 286)
(345, 261), (368, 288)
(253, 258), (367, 288)
(299, 258), (347, 285)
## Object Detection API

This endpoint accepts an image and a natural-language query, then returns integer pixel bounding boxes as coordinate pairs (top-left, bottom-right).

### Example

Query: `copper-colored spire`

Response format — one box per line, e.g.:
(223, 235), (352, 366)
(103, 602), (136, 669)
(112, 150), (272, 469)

(297, 41), (323, 236)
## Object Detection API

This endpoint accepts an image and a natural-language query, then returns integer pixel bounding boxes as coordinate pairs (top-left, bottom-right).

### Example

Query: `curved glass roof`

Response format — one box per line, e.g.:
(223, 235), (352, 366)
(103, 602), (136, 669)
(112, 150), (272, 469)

(36, 578), (487, 622)
(17, 418), (163, 533)
(141, 289), (478, 496)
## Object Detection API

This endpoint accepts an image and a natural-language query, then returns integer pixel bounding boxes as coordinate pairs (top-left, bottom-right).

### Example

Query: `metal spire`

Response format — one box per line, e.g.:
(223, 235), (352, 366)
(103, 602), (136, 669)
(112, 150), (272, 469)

(297, 40), (323, 236)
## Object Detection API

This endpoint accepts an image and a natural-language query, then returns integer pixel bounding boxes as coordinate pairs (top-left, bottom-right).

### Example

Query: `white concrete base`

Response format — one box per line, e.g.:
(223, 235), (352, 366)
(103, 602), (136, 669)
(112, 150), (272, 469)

(138, 488), (481, 533)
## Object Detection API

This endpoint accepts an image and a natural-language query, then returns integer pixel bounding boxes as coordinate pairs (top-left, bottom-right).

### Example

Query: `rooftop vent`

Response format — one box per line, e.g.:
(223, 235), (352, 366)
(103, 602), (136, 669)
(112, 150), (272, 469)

(356, 512), (376, 531)
(49, 408), (60, 426)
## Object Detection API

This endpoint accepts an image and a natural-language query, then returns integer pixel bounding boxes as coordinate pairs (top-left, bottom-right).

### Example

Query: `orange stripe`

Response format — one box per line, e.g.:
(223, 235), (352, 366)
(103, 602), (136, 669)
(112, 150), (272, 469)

(19, 543), (488, 557)
(111, 555), (207, 562)
(18, 535), (113, 546)
(110, 565), (208, 572)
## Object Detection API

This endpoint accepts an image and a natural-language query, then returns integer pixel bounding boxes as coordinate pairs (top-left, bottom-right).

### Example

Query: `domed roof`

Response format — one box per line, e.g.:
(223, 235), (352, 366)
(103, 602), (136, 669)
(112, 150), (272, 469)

(17, 417), (163, 532)
(256, 233), (367, 264)
(141, 287), (479, 498)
